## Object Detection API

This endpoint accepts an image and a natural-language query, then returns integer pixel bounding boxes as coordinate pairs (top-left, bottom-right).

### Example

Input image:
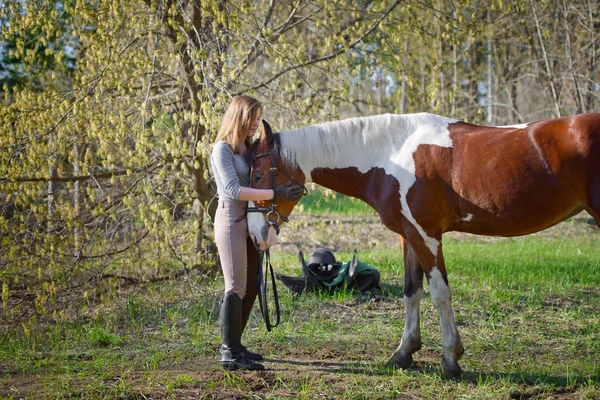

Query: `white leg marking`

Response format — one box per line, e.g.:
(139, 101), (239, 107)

(399, 288), (423, 354)
(429, 268), (462, 361)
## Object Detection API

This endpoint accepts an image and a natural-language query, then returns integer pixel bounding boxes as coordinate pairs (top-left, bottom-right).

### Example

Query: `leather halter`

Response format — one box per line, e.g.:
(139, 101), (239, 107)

(246, 144), (307, 234)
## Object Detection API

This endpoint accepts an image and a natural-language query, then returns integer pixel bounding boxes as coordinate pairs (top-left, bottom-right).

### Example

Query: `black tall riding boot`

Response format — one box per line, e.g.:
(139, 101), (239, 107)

(239, 239), (264, 361)
(220, 291), (265, 371)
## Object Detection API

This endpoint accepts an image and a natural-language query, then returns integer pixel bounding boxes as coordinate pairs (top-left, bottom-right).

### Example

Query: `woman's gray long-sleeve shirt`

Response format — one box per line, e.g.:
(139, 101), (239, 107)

(211, 141), (250, 203)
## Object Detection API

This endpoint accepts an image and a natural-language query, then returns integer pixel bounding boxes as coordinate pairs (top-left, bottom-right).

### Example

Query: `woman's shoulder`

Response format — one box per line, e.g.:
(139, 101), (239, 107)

(212, 141), (234, 156)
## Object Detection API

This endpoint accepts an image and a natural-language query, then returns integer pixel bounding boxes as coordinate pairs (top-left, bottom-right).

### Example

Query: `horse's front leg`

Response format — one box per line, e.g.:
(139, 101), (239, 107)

(388, 233), (464, 378)
(387, 236), (424, 369)
(426, 246), (464, 378)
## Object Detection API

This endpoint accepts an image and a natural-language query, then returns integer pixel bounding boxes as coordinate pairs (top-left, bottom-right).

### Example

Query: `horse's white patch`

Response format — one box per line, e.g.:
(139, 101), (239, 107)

(265, 225), (278, 248)
(529, 129), (551, 172)
(461, 214), (473, 222)
(247, 201), (280, 249)
(279, 113), (456, 256)
(247, 201), (266, 247)
(428, 268), (461, 360)
(493, 123), (528, 129)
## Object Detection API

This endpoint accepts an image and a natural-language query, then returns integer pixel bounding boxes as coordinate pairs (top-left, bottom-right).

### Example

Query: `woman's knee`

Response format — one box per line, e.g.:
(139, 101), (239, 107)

(227, 287), (246, 300)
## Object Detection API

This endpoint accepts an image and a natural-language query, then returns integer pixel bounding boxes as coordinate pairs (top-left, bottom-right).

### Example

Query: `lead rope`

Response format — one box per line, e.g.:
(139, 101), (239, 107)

(257, 248), (280, 331)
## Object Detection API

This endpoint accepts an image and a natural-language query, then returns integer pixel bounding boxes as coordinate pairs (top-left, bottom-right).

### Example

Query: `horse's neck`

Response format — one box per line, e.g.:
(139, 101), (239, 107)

(279, 113), (455, 183)
(279, 114), (394, 179)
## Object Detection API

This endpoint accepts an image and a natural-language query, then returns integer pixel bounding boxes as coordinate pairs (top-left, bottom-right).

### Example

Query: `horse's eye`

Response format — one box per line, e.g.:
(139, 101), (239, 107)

(254, 173), (264, 183)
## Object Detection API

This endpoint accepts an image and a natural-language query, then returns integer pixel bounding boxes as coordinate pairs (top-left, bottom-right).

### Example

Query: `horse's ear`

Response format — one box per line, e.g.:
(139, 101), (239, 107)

(261, 119), (273, 141)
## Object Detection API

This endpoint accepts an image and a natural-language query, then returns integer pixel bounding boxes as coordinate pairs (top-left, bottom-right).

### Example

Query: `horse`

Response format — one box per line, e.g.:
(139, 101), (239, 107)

(246, 112), (600, 378)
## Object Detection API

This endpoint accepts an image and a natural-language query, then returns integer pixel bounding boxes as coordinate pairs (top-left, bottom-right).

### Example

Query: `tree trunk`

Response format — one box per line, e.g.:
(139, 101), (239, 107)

(531, 0), (562, 118)
(73, 141), (81, 254)
(586, 0), (597, 112)
(399, 39), (408, 114)
(48, 166), (57, 234)
(486, 11), (493, 124)
(562, 0), (585, 114)
(451, 9), (457, 118)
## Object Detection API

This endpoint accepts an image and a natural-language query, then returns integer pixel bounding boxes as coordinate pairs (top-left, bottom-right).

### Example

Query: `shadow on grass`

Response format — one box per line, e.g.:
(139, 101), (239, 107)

(266, 357), (598, 391)
(461, 369), (599, 389)
(377, 283), (404, 298)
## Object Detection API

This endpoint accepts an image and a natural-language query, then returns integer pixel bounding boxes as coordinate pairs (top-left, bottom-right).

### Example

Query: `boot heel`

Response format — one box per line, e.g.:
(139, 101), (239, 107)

(220, 360), (237, 370)
(221, 356), (265, 371)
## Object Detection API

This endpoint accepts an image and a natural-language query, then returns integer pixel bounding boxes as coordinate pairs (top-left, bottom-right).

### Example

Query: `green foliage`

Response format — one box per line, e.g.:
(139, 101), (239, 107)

(0, 1), (77, 91)
(1, 0), (598, 331)
(0, 0), (412, 327)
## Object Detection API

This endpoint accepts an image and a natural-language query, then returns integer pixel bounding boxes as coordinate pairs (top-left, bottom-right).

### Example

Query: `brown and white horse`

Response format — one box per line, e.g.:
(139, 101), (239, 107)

(247, 112), (600, 378)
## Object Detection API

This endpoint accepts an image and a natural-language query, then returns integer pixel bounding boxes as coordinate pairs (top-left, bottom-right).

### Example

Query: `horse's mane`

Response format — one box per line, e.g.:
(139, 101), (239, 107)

(277, 113), (455, 174)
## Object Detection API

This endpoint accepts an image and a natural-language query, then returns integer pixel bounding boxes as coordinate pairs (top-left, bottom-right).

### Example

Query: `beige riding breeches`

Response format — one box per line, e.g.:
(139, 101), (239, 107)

(214, 201), (249, 299)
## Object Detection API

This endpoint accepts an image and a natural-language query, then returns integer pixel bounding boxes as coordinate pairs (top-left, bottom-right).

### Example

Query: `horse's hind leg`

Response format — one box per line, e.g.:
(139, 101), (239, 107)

(426, 247), (464, 378)
(586, 207), (600, 228)
(386, 236), (424, 369)
(586, 165), (600, 227)
(585, 186), (600, 227)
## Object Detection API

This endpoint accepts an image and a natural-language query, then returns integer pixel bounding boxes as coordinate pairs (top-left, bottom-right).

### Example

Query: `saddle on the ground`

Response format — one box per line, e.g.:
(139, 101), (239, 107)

(277, 249), (380, 294)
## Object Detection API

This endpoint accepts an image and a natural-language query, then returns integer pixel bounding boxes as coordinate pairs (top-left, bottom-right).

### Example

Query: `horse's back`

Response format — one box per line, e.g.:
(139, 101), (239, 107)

(440, 114), (600, 235)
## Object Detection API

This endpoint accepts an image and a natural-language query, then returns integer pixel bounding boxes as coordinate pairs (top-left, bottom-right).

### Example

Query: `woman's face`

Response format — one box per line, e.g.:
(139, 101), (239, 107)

(247, 114), (261, 138)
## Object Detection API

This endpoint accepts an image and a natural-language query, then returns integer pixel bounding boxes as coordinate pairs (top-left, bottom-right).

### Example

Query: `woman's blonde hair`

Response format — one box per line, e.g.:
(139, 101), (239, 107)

(215, 95), (264, 153)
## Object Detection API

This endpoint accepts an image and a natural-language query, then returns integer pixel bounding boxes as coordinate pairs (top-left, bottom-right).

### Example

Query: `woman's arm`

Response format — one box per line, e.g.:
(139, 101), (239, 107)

(239, 182), (303, 202)
(237, 187), (275, 201)
(212, 142), (302, 202)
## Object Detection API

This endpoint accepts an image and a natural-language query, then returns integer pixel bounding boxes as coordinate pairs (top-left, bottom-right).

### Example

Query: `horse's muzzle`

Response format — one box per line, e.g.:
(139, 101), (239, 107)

(250, 225), (278, 251)
(247, 206), (279, 250)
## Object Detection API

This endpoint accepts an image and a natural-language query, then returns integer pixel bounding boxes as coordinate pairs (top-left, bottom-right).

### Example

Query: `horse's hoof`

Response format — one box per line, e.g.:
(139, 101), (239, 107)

(441, 357), (462, 379)
(386, 351), (413, 369)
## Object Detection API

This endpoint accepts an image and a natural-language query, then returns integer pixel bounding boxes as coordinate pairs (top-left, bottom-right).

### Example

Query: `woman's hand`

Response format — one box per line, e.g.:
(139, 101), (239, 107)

(273, 181), (303, 201)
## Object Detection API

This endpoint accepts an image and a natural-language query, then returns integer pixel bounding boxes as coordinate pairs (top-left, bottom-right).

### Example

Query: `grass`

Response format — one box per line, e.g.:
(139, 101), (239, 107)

(0, 201), (599, 398)
(295, 184), (377, 216)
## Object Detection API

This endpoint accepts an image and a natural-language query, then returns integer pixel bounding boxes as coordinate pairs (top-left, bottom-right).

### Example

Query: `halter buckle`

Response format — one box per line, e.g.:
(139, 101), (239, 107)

(266, 210), (280, 225)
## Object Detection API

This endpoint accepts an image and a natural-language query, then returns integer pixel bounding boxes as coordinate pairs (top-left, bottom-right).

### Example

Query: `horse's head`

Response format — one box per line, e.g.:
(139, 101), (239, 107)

(247, 120), (306, 251)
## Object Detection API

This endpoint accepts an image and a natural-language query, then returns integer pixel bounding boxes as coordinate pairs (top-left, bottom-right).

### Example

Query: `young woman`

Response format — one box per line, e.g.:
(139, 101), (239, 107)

(211, 95), (303, 371)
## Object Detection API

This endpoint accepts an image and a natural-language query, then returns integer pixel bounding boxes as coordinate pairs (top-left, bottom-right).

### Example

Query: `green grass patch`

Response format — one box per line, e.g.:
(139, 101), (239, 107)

(444, 235), (600, 302)
(86, 326), (124, 348)
(1, 229), (598, 399)
(296, 185), (377, 216)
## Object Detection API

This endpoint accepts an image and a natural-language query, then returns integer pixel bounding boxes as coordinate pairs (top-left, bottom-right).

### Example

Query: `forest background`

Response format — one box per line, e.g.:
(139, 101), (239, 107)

(1, 0), (599, 328)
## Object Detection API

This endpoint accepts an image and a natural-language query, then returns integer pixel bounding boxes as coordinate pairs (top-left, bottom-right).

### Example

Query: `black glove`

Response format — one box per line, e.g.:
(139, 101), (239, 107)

(273, 181), (303, 201)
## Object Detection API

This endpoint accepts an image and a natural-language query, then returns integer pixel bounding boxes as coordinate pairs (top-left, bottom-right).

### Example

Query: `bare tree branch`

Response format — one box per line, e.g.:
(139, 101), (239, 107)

(234, 0), (403, 96)
(530, 0), (561, 118)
